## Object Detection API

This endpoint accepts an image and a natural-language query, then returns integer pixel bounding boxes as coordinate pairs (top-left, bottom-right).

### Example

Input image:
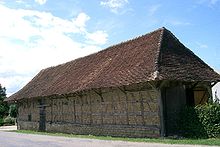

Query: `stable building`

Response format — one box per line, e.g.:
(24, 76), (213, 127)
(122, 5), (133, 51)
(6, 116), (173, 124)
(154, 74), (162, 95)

(6, 27), (220, 137)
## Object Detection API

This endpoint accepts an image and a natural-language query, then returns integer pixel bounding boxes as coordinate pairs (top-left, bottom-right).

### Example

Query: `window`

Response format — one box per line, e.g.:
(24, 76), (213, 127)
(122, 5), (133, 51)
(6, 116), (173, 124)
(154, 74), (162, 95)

(28, 114), (32, 121)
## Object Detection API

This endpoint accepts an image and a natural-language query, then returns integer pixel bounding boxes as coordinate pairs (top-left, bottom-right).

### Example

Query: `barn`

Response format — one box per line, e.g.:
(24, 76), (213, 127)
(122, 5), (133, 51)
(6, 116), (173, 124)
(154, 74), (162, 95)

(6, 27), (220, 137)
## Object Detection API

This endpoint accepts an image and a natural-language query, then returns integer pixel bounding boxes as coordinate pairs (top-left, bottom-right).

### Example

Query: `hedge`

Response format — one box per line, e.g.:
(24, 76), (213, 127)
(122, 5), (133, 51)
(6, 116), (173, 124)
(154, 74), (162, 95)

(3, 116), (16, 125)
(179, 102), (220, 138)
(0, 118), (3, 126)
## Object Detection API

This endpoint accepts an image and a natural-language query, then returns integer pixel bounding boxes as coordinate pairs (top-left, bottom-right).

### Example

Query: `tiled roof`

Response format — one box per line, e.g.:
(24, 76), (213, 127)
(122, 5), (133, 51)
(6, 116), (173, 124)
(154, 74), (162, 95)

(6, 27), (220, 101)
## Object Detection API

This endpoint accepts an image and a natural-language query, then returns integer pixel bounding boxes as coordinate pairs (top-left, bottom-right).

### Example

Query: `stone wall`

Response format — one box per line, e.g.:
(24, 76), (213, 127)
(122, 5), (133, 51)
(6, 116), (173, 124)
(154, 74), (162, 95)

(17, 82), (161, 138)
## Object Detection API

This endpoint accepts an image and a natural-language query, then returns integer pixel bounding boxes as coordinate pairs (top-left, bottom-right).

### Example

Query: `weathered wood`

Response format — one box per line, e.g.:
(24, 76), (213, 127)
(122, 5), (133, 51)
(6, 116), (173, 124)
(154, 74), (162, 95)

(159, 88), (165, 137)
(211, 82), (217, 87)
(139, 92), (145, 126)
(93, 89), (104, 125)
(198, 90), (208, 104)
(17, 84), (161, 137)
(118, 87), (129, 125)
(89, 94), (93, 124)
(73, 99), (76, 123)
(51, 99), (53, 123)
(110, 89), (116, 125)
(79, 96), (83, 124)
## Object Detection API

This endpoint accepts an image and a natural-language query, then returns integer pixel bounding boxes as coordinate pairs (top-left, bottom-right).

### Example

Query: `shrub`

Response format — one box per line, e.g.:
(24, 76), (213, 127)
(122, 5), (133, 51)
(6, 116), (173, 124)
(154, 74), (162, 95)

(3, 116), (15, 125)
(0, 118), (3, 126)
(196, 103), (220, 138)
(179, 102), (220, 138)
(9, 104), (18, 118)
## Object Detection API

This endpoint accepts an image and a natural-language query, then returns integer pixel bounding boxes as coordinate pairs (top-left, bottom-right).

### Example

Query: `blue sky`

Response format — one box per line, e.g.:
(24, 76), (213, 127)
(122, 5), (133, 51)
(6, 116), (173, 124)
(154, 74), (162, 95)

(0, 0), (220, 96)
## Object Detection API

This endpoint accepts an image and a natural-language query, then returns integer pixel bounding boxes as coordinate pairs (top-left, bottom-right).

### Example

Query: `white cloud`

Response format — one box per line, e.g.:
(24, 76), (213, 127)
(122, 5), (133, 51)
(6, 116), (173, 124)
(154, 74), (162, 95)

(148, 4), (161, 16)
(100, 0), (129, 14)
(196, 42), (208, 48)
(35, 0), (47, 5)
(15, 0), (24, 4)
(0, 74), (33, 96)
(74, 13), (90, 32)
(86, 31), (108, 45)
(0, 4), (108, 96)
(196, 0), (219, 6)
(210, 0), (219, 4)
(163, 19), (192, 26)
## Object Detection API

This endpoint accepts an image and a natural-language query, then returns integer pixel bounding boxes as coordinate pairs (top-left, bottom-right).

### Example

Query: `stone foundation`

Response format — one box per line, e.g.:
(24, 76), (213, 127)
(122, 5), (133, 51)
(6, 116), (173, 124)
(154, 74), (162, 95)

(18, 121), (160, 138)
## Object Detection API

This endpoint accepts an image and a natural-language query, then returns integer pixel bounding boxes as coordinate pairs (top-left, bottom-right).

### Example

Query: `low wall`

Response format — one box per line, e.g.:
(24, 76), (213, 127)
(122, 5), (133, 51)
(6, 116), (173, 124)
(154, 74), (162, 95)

(18, 121), (160, 138)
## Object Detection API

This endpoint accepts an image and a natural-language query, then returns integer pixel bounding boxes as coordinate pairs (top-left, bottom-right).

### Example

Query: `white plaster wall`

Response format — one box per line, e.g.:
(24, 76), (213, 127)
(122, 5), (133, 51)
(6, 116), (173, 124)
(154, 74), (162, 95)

(212, 82), (220, 101)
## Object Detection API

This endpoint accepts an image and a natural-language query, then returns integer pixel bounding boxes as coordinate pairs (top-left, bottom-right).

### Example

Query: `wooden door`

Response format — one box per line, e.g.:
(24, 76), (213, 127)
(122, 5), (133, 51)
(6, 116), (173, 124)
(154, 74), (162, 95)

(39, 106), (46, 131)
(162, 86), (186, 136)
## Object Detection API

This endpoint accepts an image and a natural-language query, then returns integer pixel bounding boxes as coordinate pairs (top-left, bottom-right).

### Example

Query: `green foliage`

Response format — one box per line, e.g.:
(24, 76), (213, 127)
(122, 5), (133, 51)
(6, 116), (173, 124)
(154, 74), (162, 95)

(9, 104), (18, 118)
(196, 103), (220, 138)
(0, 118), (3, 126)
(179, 102), (220, 138)
(179, 106), (208, 138)
(0, 84), (9, 118)
(3, 116), (15, 125)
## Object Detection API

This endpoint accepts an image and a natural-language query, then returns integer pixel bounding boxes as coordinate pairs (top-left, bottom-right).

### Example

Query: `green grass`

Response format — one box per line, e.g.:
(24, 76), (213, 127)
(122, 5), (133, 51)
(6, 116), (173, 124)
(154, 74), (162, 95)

(12, 130), (220, 146)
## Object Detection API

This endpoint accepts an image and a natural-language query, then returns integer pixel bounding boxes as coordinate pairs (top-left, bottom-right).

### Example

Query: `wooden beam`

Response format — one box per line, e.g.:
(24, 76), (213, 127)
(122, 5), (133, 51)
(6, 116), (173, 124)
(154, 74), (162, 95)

(211, 82), (217, 87)
(118, 87), (129, 125)
(89, 94), (93, 124)
(191, 82), (199, 89)
(50, 99), (53, 123)
(203, 84), (213, 102)
(158, 88), (165, 137)
(110, 89), (116, 125)
(61, 99), (64, 123)
(92, 89), (104, 125)
(93, 89), (104, 102)
(149, 81), (166, 137)
(198, 90), (208, 104)
(78, 95), (83, 124)
(139, 92), (145, 126)
(73, 99), (76, 123)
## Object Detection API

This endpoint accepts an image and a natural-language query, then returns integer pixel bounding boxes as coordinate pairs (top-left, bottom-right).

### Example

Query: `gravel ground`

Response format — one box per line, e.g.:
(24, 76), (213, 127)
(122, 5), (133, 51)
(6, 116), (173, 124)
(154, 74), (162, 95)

(0, 125), (17, 131)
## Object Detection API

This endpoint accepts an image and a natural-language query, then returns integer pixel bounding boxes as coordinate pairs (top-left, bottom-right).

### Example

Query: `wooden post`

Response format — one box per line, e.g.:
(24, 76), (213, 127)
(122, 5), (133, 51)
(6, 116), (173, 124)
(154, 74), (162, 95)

(118, 87), (129, 125)
(139, 92), (145, 126)
(51, 99), (53, 123)
(158, 88), (165, 137)
(111, 89), (116, 125)
(89, 93), (93, 124)
(73, 99), (76, 123)
(100, 93), (104, 125)
(79, 95), (83, 124)
(204, 83), (214, 103)
(61, 99), (64, 123)
(149, 81), (166, 137)
(93, 89), (104, 125)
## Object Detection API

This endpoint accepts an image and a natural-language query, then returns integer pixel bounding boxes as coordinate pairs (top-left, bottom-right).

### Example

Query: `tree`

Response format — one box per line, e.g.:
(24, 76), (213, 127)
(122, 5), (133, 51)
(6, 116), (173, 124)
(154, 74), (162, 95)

(9, 104), (17, 118)
(0, 84), (9, 118)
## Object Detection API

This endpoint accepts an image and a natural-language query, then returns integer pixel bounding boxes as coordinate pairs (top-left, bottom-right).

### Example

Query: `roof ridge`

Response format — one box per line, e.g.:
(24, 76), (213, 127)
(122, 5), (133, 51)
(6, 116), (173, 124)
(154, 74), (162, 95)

(153, 27), (166, 80)
(105, 27), (165, 49)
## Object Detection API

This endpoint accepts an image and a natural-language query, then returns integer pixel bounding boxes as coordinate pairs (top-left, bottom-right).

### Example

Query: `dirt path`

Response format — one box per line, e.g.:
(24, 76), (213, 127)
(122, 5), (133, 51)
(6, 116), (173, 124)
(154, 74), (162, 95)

(0, 125), (17, 131)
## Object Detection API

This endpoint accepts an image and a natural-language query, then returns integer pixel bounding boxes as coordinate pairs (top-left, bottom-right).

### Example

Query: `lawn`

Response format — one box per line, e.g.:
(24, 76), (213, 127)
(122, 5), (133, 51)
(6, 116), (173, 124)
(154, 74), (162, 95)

(12, 130), (220, 146)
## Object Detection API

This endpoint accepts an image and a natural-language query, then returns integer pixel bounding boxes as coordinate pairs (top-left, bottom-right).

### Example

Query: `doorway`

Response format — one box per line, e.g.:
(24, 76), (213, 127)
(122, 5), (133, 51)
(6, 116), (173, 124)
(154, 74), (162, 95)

(162, 85), (186, 136)
(38, 99), (46, 131)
